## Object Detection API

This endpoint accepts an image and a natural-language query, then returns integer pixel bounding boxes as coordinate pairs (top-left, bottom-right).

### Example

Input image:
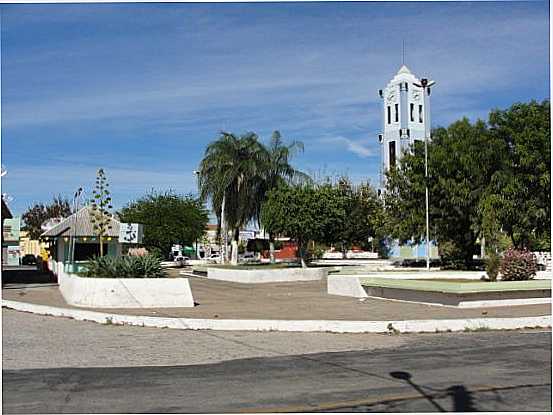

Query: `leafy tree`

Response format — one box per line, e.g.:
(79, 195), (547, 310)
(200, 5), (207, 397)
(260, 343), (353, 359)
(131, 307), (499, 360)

(89, 168), (113, 256)
(386, 118), (504, 268)
(334, 178), (387, 257)
(481, 100), (550, 250)
(118, 191), (209, 259)
(22, 195), (72, 239)
(260, 183), (347, 267)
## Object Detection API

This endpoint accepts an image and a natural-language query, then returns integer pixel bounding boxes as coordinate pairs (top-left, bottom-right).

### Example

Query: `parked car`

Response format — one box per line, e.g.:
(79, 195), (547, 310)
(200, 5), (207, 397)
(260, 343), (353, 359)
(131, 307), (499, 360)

(239, 251), (257, 262)
(21, 254), (37, 265)
(207, 253), (221, 262)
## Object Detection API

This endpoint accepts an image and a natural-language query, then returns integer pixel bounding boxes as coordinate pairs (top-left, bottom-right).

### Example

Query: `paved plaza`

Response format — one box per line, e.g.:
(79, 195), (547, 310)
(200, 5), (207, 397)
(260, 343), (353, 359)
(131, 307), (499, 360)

(2, 269), (550, 321)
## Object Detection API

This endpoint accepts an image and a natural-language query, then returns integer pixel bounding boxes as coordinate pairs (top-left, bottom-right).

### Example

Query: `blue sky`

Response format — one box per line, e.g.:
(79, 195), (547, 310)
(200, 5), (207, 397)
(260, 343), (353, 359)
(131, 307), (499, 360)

(1, 1), (549, 217)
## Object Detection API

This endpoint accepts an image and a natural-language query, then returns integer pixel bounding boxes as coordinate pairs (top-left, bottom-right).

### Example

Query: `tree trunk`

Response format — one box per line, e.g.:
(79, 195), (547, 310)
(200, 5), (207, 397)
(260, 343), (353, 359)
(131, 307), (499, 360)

(99, 235), (104, 257)
(297, 240), (307, 268)
(269, 232), (275, 264)
(230, 228), (239, 266)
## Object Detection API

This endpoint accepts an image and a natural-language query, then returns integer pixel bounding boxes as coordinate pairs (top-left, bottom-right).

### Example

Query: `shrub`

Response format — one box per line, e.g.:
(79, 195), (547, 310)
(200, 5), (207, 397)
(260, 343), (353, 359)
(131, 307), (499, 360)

(499, 248), (537, 281)
(485, 252), (501, 282)
(83, 254), (167, 278)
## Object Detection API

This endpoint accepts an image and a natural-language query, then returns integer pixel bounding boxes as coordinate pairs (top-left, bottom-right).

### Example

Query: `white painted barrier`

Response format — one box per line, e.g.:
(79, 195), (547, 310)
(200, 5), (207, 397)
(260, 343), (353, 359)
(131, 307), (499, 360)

(58, 272), (194, 308)
(327, 275), (368, 298)
(2, 299), (551, 333)
(207, 267), (328, 283)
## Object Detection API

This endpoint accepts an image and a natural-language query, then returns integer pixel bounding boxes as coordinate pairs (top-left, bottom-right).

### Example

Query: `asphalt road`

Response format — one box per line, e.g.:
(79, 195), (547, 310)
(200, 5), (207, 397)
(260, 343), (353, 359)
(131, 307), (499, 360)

(2, 310), (551, 413)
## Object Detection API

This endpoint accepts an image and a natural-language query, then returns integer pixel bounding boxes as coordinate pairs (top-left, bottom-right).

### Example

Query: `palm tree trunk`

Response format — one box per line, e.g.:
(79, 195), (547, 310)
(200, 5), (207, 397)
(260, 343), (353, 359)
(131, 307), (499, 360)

(231, 228), (239, 266)
(220, 194), (226, 264)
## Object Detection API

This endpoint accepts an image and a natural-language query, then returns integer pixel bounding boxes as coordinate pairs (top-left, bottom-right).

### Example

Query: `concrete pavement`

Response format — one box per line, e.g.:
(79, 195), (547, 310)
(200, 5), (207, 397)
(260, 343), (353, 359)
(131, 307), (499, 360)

(2, 270), (550, 321)
(2, 308), (551, 413)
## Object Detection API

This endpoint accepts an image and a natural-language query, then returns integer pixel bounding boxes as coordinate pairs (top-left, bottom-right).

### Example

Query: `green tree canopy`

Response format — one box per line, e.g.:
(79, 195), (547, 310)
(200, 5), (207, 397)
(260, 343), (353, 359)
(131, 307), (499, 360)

(385, 118), (505, 267)
(22, 195), (72, 239)
(334, 178), (387, 255)
(118, 191), (209, 258)
(261, 179), (387, 265)
(481, 100), (550, 250)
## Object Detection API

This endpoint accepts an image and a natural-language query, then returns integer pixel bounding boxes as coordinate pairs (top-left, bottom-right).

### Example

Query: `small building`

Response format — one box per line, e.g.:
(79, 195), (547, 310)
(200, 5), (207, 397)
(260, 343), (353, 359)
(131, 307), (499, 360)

(2, 216), (21, 266)
(41, 206), (123, 275)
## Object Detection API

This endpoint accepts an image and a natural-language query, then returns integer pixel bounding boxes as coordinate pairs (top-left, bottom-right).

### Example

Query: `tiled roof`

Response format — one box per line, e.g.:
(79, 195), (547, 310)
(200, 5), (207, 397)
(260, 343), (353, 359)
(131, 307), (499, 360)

(2, 198), (13, 219)
(41, 206), (121, 238)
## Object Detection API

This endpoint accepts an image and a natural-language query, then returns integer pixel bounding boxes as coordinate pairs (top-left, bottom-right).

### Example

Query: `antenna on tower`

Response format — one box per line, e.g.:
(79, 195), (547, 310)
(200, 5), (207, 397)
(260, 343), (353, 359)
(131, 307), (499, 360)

(402, 39), (406, 65)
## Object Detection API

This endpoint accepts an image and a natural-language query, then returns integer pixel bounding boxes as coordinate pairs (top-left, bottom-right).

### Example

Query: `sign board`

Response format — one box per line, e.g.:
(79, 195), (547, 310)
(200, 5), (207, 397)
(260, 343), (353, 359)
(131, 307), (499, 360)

(119, 223), (144, 244)
(238, 230), (255, 241)
(7, 245), (21, 266)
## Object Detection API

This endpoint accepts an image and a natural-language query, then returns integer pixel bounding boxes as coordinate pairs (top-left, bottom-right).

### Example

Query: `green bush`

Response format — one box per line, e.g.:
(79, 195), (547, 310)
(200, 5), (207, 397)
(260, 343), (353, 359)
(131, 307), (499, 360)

(499, 248), (537, 281)
(83, 254), (167, 278)
(485, 252), (501, 282)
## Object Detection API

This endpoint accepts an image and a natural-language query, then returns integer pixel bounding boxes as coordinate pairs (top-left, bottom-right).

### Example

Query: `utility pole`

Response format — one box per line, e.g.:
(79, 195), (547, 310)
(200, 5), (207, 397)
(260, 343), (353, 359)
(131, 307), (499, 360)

(193, 171), (201, 260)
(413, 77), (436, 270)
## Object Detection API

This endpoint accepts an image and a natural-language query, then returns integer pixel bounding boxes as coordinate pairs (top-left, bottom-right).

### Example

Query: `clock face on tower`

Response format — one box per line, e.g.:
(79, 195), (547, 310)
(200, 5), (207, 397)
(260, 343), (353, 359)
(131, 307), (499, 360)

(386, 92), (395, 103)
(411, 90), (421, 102)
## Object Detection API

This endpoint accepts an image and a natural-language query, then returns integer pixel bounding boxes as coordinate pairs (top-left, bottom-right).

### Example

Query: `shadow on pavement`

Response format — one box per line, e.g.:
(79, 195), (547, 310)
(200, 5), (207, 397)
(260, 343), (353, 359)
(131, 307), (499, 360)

(390, 370), (477, 412)
(2, 268), (56, 286)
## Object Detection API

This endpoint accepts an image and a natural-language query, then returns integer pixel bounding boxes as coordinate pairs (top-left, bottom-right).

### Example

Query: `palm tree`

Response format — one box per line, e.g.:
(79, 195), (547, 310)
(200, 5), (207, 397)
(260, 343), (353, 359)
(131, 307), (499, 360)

(199, 130), (309, 265)
(198, 132), (266, 265)
(259, 131), (311, 263)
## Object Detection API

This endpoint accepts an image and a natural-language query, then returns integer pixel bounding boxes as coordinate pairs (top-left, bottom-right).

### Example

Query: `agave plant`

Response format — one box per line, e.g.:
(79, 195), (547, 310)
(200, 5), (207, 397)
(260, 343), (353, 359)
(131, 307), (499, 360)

(83, 254), (167, 278)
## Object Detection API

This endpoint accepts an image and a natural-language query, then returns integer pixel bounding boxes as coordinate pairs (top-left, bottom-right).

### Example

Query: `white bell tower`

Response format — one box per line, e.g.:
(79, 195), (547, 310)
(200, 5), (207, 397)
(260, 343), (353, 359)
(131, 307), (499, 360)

(377, 65), (432, 192)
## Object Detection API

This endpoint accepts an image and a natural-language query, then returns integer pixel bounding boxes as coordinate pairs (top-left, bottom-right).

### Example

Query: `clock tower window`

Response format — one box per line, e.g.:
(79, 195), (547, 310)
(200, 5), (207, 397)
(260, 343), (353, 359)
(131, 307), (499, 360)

(394, 104), (399, 122)
(387, 106), (391, 124)
(389, 141), (396, 168)
(418, 105), (423, 123)
(410, 103), (414, 122)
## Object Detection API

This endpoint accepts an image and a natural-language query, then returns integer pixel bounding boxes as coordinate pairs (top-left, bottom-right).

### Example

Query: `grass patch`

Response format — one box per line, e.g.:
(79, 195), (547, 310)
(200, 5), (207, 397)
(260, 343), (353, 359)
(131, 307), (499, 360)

(359, 277), (550, 293)
(414, 278), (483, 283)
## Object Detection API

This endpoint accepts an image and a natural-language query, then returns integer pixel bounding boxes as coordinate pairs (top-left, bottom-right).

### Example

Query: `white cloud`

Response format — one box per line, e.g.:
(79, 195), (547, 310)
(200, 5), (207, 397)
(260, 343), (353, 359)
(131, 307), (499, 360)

(319, 136), (374, 158)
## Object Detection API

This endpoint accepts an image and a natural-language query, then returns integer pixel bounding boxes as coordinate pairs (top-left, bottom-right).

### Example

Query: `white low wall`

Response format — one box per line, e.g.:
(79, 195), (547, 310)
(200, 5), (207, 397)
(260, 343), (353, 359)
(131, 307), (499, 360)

(58, 272), (194, 308)
(207, 267), (328, 283)
(322, 252), (379, 260)
(327, 275), (368, 298)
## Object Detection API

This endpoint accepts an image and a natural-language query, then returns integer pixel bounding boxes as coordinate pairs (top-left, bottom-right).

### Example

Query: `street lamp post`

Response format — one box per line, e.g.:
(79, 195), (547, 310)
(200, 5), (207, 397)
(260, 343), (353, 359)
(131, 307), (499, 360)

(413, 78), (435, 271)
(70, 187), (83, 264)
(193, 171), (200, 260)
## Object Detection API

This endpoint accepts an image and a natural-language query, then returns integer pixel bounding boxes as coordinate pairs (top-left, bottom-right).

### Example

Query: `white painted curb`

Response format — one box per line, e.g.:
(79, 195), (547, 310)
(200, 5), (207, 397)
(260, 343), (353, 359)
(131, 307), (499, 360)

(207, 267), (328, 283)
(2, 299), (550, 334)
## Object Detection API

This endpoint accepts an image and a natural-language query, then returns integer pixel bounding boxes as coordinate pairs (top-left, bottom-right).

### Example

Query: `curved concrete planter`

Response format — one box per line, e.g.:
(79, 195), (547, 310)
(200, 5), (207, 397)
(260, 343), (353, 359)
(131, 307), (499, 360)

(58, 272), (194, 308)
(327, 275), (551, 308)
(207, 267), (328, 283)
